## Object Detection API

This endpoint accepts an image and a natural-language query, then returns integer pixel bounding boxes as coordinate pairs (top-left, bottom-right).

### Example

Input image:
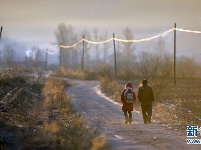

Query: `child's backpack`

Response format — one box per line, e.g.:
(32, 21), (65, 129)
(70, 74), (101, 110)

(125, 89), (134, 103)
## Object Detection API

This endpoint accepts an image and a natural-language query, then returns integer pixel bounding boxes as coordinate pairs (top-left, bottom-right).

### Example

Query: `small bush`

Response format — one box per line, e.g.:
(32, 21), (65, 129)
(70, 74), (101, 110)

(98, 63), (113, 80)
(100, 77), (120, 102)
(90, 134), (107, 150)
(42, 77), (107, 149)
(84, 70), (98, 80)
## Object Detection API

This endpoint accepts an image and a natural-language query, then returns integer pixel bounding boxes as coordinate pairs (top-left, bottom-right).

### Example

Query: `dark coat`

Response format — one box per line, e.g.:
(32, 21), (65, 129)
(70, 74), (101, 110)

(121, 89), (136, 111)
(138, 85), (154, 105)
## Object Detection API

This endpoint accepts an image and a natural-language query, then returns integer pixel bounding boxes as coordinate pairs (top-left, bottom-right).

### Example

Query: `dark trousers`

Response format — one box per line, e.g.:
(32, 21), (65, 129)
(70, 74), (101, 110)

(141, 104), (152, 122)
(123, 110), (132, 121)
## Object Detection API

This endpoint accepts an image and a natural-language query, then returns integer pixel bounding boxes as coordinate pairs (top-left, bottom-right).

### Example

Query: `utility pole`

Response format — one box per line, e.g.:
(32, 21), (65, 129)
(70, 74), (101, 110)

(113, 33), (117, 79)
(0, 51), (1, 64)
(0, 26), (2, 40)
(59, 43), (62, 68)
(82, 36), (85, 72)
(25, 54), (28, 68)
(44, 49), (48, 71)
(174, 23), (176, 86)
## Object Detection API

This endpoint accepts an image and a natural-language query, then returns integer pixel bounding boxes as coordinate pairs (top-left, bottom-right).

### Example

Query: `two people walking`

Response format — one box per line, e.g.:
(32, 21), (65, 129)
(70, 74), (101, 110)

(121, 79), (154, 124)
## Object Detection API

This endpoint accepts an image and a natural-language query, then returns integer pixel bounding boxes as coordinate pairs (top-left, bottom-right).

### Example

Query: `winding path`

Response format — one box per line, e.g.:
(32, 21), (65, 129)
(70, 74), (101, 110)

(67, 80), (200, 150)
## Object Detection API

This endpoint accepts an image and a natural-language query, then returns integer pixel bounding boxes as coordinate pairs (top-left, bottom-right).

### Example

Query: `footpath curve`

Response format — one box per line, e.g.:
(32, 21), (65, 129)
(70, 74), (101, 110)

(67, 80), (200, 150)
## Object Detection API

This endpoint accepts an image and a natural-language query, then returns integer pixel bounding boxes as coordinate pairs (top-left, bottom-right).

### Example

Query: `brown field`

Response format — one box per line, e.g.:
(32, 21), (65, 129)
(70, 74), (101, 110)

(155, 78), (201, 127)
(100, 77), (201, 129)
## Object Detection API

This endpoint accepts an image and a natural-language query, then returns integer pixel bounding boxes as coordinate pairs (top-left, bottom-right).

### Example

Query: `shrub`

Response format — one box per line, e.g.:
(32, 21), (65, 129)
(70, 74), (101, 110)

(100, 77), (121, 102)
(42, 77), (107, 149)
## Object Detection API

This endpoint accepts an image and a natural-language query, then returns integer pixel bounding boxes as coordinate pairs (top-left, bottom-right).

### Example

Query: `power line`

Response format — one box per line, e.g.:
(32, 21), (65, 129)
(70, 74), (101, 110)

(49, 27), (201, 53)
(175, 28), (201, 34)
(60, 39), (83, 48)
(46, 49), (59, 55)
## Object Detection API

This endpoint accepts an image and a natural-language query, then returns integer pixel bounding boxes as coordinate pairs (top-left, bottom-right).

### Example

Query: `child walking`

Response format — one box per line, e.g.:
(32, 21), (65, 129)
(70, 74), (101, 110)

(121, 82), (136, 124)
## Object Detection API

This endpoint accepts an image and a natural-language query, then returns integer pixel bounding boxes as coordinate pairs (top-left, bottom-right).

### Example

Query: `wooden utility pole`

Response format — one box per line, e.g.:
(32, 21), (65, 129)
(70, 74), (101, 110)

(0, 26), (2, 40)
(44, 49), (48, 71)
(0, 51), (1, 63)
(81, 36), (85, 71)
(113, 33), (117, 79)
(174, 23), (176, 86)
(59, 43), (62, 68)
(25, 54), (28, 68)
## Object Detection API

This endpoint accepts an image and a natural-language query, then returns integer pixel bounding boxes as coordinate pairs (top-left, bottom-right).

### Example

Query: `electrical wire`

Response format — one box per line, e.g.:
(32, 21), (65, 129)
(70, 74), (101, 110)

(60, 39), (83, 48)
(175, 28), (201, 34)
(113, 29), (174, 43)
(83, 38), (113, 44)
(46, 49), (59, 55)
(3, 26), (200, 54)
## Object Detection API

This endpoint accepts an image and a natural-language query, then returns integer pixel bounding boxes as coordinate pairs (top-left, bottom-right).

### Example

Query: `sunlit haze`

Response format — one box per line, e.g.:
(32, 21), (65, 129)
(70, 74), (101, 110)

(1, 0), (201, 63)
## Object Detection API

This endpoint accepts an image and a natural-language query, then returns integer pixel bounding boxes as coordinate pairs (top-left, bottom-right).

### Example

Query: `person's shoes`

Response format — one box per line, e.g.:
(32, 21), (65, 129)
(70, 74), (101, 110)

(129, 118), (132, 124)
(147, 116), (151, 123)
(125, 119), (129, 124)
(144, 118), (148, 124)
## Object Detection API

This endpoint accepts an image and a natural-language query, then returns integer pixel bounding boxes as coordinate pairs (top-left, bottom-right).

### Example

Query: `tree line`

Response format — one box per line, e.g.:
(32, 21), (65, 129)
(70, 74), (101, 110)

(0, 22), (200, 80)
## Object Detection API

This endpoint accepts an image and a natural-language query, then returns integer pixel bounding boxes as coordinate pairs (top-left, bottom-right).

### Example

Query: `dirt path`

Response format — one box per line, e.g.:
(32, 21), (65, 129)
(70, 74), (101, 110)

(67, 80), (200, 150)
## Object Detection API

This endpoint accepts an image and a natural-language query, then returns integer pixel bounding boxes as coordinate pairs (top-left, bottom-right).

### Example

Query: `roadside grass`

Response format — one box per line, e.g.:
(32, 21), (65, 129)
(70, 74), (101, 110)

(0, 71), (108, 149)
(99, 76), (201, 129)
(56, 66), (98, 80)
(42, 77), (94, 149)
(99, 77), (121, 103)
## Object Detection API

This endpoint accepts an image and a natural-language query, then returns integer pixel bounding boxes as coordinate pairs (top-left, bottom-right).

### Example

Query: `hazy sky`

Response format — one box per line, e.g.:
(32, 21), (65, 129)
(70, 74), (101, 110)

(1, 0), (201, 58)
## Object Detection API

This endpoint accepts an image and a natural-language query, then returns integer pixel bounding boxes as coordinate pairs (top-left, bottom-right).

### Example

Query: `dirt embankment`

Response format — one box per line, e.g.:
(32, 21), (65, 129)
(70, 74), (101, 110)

(0, 79), (43, 150)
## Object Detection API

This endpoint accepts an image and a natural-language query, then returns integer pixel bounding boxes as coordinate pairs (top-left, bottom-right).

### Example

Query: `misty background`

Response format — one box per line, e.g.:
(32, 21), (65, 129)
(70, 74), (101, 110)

(0, 0), (201, 69)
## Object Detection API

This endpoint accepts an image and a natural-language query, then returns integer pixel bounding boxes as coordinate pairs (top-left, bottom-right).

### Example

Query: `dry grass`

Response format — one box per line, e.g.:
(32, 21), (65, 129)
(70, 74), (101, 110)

(57, 66), (98, 80)
(153, 78), (201, 128)
(100, 77), (121, 103)
(90, 134), (107, 150)
(0, 74), (108, 149)
(100, 77), (201, 129)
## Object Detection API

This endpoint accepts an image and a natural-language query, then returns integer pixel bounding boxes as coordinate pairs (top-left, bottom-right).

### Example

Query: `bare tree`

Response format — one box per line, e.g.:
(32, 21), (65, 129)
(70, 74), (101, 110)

(31, 46), (43, 69)
(100, 31), (110, 63)
(156, 37), (165, 55)
(122, 27), (135, 76)
(136, 51), (172, 101)
(177, 56), (198, 78)
(55, 23), (78, 68)
(93, 28), (100, 66)
(2, 44), (16, 68)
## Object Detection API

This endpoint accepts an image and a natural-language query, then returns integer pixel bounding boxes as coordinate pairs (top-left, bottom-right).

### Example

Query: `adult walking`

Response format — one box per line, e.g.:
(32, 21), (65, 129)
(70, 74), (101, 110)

(138, 79), (154, 124)
(121, 82), (136, 124)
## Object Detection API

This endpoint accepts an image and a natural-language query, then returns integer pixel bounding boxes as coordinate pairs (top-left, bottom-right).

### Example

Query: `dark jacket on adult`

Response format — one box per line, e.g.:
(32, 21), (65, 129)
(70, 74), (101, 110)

(138, 84), (154, 105)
